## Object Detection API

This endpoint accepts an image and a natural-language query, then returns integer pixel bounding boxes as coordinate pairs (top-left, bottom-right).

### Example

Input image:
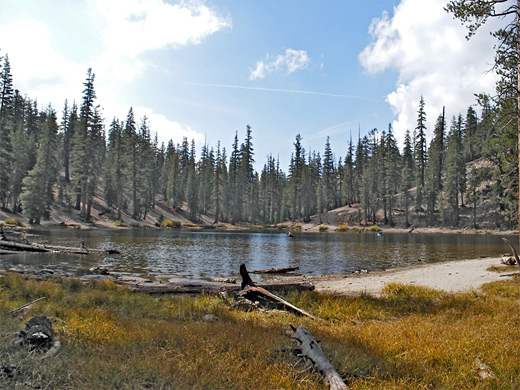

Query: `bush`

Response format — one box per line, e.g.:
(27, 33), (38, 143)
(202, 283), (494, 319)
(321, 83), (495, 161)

(162, 219), (181, 228)
(335, 224), (349, 232)
(213, 223), (227, 228)
(183, 223), (198, 227)
(4, 218), (23, 227)
(289, 225), (302, 231)
(114, 220), (127, 227)
(319, 225), (329, 232)
(130, 222), (141, 228)
(368, 225), (382, 232)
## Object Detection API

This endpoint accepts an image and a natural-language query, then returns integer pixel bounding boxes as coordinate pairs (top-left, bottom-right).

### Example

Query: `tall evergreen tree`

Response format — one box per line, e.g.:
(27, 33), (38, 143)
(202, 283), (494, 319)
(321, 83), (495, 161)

(20, 107), (58, 224)
(0, 54), (14, 208)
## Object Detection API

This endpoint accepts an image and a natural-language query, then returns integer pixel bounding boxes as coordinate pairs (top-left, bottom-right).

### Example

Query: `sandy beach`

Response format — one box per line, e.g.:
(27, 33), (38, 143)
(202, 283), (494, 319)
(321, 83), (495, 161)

(306, 256), (513, 296)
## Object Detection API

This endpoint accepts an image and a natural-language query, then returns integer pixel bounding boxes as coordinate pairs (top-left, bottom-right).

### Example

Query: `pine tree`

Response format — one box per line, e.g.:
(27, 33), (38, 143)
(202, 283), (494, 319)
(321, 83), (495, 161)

(441, 115), (466, 226)
(0, 54), (14, 208)
(20, 107), (58, 224)
(10, 121), (29, 212)
(414, 96), (428, 212)
(401, 129), (415, 227)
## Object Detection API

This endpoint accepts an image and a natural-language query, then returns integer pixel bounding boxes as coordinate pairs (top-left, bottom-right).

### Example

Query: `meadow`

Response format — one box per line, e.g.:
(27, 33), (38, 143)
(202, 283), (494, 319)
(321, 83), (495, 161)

(1, 273), (519, 389)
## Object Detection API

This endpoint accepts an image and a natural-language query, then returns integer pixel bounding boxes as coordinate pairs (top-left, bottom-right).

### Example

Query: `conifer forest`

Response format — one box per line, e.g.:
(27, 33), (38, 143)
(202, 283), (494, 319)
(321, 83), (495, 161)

(0, 46), (518, 229)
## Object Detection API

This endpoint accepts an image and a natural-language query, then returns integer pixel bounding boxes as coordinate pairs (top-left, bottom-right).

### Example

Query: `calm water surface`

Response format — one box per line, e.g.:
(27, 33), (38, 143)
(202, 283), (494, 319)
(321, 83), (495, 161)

(0, 228), (512, 281)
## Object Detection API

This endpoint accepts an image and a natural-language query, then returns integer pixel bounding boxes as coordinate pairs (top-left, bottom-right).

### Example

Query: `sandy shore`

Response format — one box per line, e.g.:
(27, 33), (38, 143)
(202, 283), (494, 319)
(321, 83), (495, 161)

(304, 257), (514, 296)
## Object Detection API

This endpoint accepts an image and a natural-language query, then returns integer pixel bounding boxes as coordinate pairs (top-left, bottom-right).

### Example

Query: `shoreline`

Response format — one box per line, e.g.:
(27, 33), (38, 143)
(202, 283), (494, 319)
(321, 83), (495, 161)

(300, 256), (515, 296)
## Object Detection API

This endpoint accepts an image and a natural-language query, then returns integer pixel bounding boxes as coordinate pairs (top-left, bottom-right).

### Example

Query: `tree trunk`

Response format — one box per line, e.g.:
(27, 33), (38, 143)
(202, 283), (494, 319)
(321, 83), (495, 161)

(287, 326), (348, 390)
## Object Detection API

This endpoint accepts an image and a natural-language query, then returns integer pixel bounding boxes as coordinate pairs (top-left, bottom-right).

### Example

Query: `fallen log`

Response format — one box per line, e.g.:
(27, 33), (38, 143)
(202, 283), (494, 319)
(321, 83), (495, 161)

(235, 264), (317, 319)
(252, 266), (299, 274)
(287, 325), (348, 390)
(0, 240), (50, 253)
(408, 225), (416, 233)
(8, 297), (46, 316)
(0, 239), (120, 255)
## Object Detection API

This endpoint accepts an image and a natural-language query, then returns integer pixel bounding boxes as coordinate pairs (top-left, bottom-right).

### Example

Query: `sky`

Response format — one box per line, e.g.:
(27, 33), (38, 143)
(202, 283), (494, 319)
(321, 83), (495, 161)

(0, 0), (503, 171)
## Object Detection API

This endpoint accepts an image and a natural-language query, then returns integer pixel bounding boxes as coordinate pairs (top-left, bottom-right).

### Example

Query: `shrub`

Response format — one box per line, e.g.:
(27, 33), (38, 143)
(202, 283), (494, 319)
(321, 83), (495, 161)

(278, 224), (288, 229)
(4, 218), (23, 227)
(162, 219), (181, 228)
(368, 225), (382, 232)
(319, 225), (329, 232)
(335, 224), (349, 232)
(114, 220), (127, 227)
(289, 225), (302, 231)
(130, 222), (140, 228)
(213, 223), (227, 228)
(183, 223), (198, 227)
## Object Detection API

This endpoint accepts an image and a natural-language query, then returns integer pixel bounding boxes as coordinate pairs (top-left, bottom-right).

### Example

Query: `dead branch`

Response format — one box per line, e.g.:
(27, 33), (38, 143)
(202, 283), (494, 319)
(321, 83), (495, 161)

(236, 264), (317, 319)
(8, 297), (46, 316)
(287, 325), (348, 390)
(252, 266), (300, 274)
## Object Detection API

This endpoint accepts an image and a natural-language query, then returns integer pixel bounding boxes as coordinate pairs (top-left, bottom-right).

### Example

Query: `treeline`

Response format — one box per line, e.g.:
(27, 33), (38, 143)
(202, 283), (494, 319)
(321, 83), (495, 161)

(0, 53), (517, 227)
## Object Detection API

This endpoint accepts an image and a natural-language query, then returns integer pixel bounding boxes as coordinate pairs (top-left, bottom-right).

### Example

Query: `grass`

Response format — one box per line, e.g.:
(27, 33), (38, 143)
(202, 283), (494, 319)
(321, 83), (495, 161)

(183, 223), (198, 227)
(368, 225), (382, 232)
(162, 219), (181, 228)
(4, 218), (24, 227)
(335, 224), (349, 232)
(1, 274), (520, 389)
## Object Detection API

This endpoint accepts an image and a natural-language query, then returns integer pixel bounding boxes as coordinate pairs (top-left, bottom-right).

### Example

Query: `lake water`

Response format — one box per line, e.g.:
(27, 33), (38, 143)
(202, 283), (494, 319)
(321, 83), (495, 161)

(0, 228), (513, 281)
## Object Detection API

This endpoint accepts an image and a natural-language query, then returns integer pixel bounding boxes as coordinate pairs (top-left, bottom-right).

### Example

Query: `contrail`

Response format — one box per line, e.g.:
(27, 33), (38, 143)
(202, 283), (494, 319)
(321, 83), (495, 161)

(185, 82), (374, 100)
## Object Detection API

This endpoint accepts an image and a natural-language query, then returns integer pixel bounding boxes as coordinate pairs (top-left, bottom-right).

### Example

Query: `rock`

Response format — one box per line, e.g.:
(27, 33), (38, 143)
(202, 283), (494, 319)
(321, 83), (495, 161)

(89, 266), (110, 275)
(211, 278), (236, 284)
(202, 313), (219, 322)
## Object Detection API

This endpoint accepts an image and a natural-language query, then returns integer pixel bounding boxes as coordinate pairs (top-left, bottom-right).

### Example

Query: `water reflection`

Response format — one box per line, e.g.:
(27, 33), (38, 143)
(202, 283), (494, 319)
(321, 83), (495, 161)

(0, 228), (510, 280)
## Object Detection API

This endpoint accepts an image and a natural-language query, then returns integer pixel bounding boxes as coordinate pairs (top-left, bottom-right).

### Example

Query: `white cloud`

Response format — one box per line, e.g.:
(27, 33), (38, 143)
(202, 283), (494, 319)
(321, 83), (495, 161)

(250, 49), (310, 80)
(359, 0), (500, 146)
(0, 0), (230, 144)
(0, 19), (85, 110)
(132, 106), (205, 146)
(95, 0), (231, 57)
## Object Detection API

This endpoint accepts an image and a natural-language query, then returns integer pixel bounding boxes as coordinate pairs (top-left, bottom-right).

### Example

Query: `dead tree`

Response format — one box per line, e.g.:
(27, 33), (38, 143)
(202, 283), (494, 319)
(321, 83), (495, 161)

(235, 264), (317, 319)
(287, 325), (348, 390)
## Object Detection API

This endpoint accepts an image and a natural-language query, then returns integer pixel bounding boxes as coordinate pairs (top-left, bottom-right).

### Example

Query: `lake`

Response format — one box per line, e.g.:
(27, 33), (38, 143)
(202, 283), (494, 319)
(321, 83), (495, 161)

(0, 228), (513, 281)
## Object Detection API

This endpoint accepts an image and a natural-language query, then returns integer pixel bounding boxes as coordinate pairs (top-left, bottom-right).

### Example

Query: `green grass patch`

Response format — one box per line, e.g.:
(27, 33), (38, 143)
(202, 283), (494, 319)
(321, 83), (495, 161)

(162, 219), (181, 228)
(183, 223), (198, 227)
(4, 218), (24, 227)
(335, 224), (349, 232)
(1, 274), (520, 389)
(487, 265), (518, 273)
(368, 225), (382, 232)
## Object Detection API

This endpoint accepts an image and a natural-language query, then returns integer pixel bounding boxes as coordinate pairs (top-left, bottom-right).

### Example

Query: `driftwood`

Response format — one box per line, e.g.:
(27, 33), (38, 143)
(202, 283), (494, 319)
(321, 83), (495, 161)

(287, 325), (348, 390)
(252, 266), (299, 274)
(8, 297), (46, 316)
(122, 279), (314, 296)
(502, 238), (520, 268)
(0, 238), (120, 255)
(408, 225), (416, 233)
(235, 264), (316, 319)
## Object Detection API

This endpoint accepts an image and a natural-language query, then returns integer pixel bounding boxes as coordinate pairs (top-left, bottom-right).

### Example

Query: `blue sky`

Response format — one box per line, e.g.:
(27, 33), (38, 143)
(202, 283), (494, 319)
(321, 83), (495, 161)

(0, 0), (500, 170)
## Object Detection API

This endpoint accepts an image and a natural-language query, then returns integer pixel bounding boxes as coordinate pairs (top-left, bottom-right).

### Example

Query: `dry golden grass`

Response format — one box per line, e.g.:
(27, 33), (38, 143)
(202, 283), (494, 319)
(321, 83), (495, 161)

(1, 274), (520, 389)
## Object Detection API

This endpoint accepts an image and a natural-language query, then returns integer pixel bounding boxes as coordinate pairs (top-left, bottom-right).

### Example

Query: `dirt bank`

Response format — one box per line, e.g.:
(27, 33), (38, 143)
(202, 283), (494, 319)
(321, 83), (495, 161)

(301, 256), (514, 296)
